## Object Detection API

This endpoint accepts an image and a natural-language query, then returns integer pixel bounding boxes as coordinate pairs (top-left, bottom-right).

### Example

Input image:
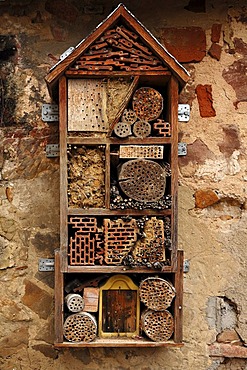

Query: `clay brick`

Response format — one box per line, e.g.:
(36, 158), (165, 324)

(211, 24), (222, 43)
(195, 84), (216, 117)
(209, 343), (247, 358)
(217, 329), (241, 344)
(194, 189), (220, 208)
(160, 27), (206, 63)
(222, 58), (247, 108)
(208, 43), (222, 61)
(179, 139), (214, 167)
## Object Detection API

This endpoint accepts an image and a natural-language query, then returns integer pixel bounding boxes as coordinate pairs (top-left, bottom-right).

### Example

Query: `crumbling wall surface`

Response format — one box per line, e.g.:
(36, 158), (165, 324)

(0, 1), (246, 369)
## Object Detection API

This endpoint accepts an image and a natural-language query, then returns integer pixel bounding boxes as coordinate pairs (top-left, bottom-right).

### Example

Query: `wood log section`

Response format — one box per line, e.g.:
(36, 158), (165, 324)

(141, 309), (174, 342)
(132, 87), (163, 121)
(65, 293), (85, 312)
(139, 277), (176, 310)
(63, 312), (97, 342)
(113, 121), (132, 138)
(132, 120), (151, 138)
(121, 109), (137, 124)
(118, 159), (166, 202)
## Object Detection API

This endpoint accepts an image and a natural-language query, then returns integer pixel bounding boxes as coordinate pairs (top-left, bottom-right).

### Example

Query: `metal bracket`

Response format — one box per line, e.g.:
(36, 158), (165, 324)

(183, 259), (190, 273)
(46, 144), (59, 158)
(60, 46), (75, 61)
(178, 104), (190, 122)
(178, 142), (187, 156)
(39, 258), (54, 272)
(42, 104), (59, 122)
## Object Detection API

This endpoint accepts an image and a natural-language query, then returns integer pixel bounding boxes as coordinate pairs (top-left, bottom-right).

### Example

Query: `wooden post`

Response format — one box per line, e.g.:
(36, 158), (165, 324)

(168, 75), (179, 270)
(59, 76), (68, 272)
(173, 250), (183, 343)
(54, 250), (64, 344)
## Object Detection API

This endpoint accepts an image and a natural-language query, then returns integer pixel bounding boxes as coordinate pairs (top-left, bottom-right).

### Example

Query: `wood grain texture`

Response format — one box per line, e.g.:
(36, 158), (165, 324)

(173, 250), (183, 343)
(59, 76), (69, 272)
(54, 250), (64, 343)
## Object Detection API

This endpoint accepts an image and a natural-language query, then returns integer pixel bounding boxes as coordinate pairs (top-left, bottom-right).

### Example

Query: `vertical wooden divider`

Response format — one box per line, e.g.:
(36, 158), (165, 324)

(105, 143), (111, 209)
(59, 76), (68, 272)
(168, 76), (179, 271)
(173, 250), (183, 343)
(54, 249), (64, 343)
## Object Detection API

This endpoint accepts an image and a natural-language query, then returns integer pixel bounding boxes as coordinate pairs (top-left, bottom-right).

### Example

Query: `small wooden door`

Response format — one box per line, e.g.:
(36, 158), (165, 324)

(99, 275), (140, 338)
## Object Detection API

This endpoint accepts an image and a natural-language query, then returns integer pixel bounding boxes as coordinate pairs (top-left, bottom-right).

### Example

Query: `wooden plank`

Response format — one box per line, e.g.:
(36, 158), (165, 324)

(168, 76), (179, 271)
(105, 144), (111, 208)
(67, 265), (175, 274)
(68, 208), (172, 217)
(59, 76), (68, 272)
(173, 250), (183, 343)
(83, 287), (99, 312)
(67, 137), (172, 145)
(54, 339), (183, 348)
(107, 76), (139, 137)
(65, 70), (171, 77)
(54, 250), (64, 344)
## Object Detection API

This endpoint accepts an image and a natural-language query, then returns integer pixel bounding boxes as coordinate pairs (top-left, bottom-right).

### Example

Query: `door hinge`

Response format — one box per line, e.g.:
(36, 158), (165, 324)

(178, 104), (190, 122)
(42, 104), (59, 122)
(46, 144), (59, 158)
(183, 259), (190, 273)
(60, 46), (75, 61)
(178, 142), (187, 156)
(39, 258), (54, 272)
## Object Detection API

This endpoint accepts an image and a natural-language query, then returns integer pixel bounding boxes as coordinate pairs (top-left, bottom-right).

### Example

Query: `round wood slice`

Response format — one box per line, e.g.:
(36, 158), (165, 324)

(65, 294), (85, 313)
(132, 87), (163, 121)
(114, 121), (132, 138)
(118, 159), (166, 202)
(132, 120), (151, 138)
(141, 309), (174, 342)
(121, 109), (137, 124)
(139, 277), (175, 310)
(63, 312), (97, 342)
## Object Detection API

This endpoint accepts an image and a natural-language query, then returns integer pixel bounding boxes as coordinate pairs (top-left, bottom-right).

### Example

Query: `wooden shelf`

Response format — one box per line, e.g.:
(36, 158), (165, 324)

(55, 339), (183, 348)
(67, 265), (175, 273)
(68, 208), (172, 216)
(67, 137), (172, 145)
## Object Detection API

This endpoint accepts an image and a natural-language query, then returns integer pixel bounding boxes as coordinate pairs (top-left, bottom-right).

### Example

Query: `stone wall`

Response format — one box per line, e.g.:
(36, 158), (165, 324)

(0, 1), (246, 369)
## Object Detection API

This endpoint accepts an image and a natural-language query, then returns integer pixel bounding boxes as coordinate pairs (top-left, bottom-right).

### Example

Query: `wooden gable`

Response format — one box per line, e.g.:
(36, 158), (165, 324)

(45, 4), (189, 100)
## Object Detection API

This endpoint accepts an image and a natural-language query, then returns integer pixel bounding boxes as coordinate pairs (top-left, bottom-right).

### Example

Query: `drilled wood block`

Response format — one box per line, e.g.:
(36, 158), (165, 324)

(65, 294), (85, 313)
(118, 159), (166, 202)
(113, 121), (131, 138)
(132, 120), (151, 138)
(104, 219), (138, 264)
(83, 287), (99, 312)
(139, 277), (175, 311)
(132, 87), (163, 121)
(63, 312), (97, 342)
(119, 145), (163, 159)
(141, 310), (174, 342)
(68, 79), (108, 132)
(121, 109), (137, 124)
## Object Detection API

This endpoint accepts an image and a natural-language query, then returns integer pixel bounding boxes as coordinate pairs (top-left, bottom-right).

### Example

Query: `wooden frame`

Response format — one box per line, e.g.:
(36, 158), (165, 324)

(46, 3), (188, 348)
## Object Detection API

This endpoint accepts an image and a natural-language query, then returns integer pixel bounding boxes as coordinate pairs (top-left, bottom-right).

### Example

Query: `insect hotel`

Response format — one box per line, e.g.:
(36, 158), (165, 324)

(45, 3), (189, 347)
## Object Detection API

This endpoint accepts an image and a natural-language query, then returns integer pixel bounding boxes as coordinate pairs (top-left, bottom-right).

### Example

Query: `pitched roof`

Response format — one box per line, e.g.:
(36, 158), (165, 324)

(45, 3), (189, 98)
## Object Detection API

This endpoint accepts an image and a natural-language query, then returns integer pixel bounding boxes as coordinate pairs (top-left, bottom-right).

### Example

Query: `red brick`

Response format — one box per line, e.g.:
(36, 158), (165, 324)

(209, 343), (247, 358)
(196, 84), (216, 117)
(179, 138), (214, 167)
(160, 27), (206, 63)
(208, 43), (222, 61)
(217, 329), (241, 344)
(194, 189), (220, 208)
(211, 24), (222, 43)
